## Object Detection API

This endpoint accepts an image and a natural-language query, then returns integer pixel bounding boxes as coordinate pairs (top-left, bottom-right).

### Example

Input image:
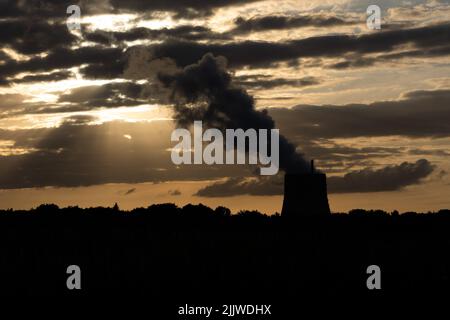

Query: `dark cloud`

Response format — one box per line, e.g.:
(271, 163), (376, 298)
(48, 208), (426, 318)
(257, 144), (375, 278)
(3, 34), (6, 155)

(0, 0), (257, 20)
(195, 159), (435, 197)
(0, 0), (23, 18)
(0, 120), (249, 189)
(0, 82), (152, 117)
(408, 149), (450, 157)
(196, 176), (283, 197)
(330, 45), (450, 69)
(0, 93), (46, 117)
(231, 15), (357, 34)
(0, 93), (442, 190)
(0, 78), (9, 87)
(269, 89), (450, 139)
(2, 22), (449, 85)
(297, 140), (405, 172)
(235, 75), (320, 90)
(0, 50), (10, 62)
(329, 56), (377, 69)
(0, 20), (77, 55)
(109, 0), (262, 18)
(143, 23), (450, 69)
(11, 71), (73, 84)
(0, 46), (125, 80)
(60, 114), (98, 126)
(146, 39), (298, 69)
(327, 159), (435, 193)
(58, 82), (147, 108)
(0, 0), (82, 19)
(0, 0), (112, 20)
(84, 25), (229, 45)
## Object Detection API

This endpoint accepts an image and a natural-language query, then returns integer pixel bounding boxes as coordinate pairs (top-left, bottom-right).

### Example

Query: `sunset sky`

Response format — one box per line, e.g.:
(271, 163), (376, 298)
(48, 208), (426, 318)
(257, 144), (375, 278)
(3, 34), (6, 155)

(0, 0), (449, 213)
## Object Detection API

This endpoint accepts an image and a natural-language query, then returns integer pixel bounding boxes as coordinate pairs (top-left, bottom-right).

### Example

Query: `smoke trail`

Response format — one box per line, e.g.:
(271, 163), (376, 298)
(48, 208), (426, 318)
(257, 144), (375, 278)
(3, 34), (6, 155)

(158, 53), (310, 173)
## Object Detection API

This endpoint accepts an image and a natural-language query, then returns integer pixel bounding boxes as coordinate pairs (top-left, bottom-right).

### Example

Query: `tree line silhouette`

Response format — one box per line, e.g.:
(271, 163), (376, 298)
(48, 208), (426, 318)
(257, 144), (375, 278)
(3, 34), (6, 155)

(0, 203), (449, 298)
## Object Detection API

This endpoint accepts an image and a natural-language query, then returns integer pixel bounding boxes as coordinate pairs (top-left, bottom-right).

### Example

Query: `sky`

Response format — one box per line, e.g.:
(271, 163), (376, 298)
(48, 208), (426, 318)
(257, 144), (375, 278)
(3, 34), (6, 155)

(0, 0), (449, 213)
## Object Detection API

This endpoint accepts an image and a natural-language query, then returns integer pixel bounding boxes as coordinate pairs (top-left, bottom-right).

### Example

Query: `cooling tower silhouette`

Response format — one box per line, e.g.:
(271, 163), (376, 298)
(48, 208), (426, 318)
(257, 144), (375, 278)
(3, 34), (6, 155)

(281, 160), (331, 217)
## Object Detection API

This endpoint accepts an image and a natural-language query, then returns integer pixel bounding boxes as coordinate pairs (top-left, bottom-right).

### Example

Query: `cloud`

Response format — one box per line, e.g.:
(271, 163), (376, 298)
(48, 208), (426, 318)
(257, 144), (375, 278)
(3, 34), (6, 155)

(0, 93), (30, 111)
(1, 22), (449, 85)
(234, 75), (320, 90)
(84, 25), (230, 45)
(196, 176), (283, 197)
(269, 89), (450, 139)
(60, 115), (98, 126)
(327, 159), (435, 193)
(0, 20), (77, 55)
(296, 140), (405, 172)
(0, 97), (442, 190)
(0, 119), (249, 189)
(0, 0), (111, 19)
(0, 46), (125, 81)
(1, 82), (447, 189)
(143, 23), (450, 69)
(231, 14), (357, 34)
(195, 159), (435, 196)
(11, 71), (73, 84)
(58, 82), (147, 108)
(0, 81), (154, 117)
(109, 0), (263, 18)
(408, 149), (450, 157)
(330, 45), (450, 69)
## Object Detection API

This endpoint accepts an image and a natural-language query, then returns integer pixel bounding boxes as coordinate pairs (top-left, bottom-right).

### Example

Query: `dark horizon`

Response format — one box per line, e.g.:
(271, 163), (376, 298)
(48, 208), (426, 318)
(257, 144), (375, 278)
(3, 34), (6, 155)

(3, 201), (448, 216)
(1, 202), (450, 298)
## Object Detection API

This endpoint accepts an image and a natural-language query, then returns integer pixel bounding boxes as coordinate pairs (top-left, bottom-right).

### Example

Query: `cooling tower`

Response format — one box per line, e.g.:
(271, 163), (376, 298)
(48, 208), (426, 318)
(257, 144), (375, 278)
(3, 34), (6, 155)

(281, 161), (331, 217)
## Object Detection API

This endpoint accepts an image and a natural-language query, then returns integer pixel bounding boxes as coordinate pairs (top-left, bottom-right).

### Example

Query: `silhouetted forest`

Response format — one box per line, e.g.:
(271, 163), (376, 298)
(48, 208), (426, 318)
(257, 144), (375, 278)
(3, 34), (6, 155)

(0, 203), (450, 298)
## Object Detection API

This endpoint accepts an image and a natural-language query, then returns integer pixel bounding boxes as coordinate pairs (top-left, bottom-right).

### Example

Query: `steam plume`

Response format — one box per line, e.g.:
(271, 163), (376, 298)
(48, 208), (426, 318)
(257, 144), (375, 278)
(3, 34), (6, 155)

(158, 53), (310, 173)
